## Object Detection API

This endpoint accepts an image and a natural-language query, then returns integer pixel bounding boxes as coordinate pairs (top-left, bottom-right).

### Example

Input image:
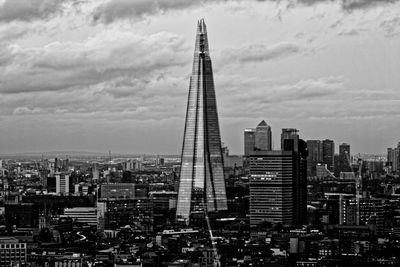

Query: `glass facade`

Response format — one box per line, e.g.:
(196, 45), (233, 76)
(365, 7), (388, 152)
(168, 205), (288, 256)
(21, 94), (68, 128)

(176, 19), (228, 223)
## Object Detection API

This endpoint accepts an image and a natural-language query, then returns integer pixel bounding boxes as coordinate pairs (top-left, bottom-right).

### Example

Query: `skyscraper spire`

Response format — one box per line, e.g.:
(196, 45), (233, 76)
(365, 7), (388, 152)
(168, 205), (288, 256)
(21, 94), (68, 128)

(176, 19), (228, 224)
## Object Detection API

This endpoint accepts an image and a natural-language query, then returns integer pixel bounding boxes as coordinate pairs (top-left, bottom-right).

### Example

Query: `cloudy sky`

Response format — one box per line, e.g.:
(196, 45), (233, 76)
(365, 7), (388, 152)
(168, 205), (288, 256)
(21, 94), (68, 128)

(0, 0), (399, 155)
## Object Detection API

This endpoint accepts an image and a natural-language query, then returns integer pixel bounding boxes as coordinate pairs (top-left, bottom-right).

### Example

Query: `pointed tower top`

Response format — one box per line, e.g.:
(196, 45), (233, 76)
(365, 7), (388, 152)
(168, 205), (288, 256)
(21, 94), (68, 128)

(197, 18), (207, 34)
(257, 120), (268, 127)
(195, 18), (209, 54)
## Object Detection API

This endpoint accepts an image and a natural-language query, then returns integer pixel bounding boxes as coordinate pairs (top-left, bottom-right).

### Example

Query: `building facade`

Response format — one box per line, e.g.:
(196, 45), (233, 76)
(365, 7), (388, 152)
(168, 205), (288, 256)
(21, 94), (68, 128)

(281, 129), (308, 225)
(322, 139), (335, 172)
(255, 120), (272, 151)
(176, 19), (228, 224)
(337, 143), (351, 175)
(100, 183), (135, 200)
(0, 237), (26, 267)
(62, 207), (97, 226)
(249, 151), (295, 226)
(307, 140), (322, 177)
(244, 128), (256, 156)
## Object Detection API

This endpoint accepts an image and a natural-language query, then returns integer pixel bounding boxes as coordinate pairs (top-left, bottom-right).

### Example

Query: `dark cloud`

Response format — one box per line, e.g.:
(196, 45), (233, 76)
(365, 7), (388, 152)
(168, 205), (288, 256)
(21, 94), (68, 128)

(283, 0), (397, 10)
(92, 0), (218, 23)
(339, 0), (397, 10)
(0, 0), (74, 22)
(92, 0), (400, 24)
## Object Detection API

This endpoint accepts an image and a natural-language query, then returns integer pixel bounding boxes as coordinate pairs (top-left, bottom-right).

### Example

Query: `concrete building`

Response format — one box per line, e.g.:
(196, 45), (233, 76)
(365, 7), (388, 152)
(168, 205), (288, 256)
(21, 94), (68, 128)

(62, 207), (97, 226)
(249, 151), (295, 226)
(100, 183), (135, 200)
(307, 140), (322, 177)
(0, 237), (26, 266)
(322, 139), (335, 172)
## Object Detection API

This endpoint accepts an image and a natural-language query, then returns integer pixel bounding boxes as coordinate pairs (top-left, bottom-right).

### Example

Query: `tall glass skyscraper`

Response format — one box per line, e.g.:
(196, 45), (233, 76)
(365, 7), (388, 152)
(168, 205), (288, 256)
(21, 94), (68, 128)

(176, 19), (228, 223)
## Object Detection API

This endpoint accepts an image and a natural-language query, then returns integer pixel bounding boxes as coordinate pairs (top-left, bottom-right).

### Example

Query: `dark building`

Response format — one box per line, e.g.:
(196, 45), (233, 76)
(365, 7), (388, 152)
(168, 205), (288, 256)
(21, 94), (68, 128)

(244, 128), (256, 156)
(307, 140), (322, 177)
(176, 19), (227, 224)
(337, 143), (351, 176)
(101, 199), (153, 232)
(150, 191), (177, 231)
(5, 203), (39, 231)
(22, 195), (95, 215)
(322, 139), (335, 172)
(281, 128), (308, 225)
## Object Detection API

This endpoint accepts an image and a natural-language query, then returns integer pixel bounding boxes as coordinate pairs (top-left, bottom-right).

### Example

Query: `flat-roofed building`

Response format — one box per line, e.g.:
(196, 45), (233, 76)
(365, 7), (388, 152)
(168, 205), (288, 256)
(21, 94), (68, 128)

(249, 151), (295, 226)
(0, 237), (26, 266)
(100, 183), (135, 200)
(62, 207), (97, 226)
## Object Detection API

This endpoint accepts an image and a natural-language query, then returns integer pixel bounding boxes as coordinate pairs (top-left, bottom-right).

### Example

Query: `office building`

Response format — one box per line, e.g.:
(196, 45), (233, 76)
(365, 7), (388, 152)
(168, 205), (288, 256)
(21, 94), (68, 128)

(176, 19), (227, 224)
(281, 128), (299, 151)
(249, 151), (295, 226)
(0, 237), (26, 266)
(255, 120), (272, 151)
(100, 183), (135, 200)
(5, 203), (39, 230)
(62, 207), (97, 226)
(56, 172), (70, 195)
(281, 129), (308, 224)
(244, 128), (256, 156)
(387, 145), (400, 173)
(337, 143), (351, 175)
(100, 199), (153, 232)
(307, 140), (322, 177)
(46, 172), (71, 195)
(322, 139), (335, 172)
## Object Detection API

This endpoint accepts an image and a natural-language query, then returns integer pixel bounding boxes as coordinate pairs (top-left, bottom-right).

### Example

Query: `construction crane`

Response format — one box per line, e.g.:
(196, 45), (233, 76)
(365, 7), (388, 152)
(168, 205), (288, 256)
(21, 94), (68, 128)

(344, 151), (362, 225)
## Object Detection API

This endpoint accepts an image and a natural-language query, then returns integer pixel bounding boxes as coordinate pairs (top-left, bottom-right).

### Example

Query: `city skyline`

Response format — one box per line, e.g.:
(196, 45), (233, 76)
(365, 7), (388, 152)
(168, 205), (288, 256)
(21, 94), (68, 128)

(0, 0), (399, 155)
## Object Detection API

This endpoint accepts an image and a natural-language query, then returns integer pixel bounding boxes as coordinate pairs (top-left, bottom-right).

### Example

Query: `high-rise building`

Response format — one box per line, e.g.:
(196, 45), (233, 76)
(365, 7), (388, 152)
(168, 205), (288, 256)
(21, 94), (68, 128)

(244, 120), (272, 156)
(337, 143), (351, 175)
(281, 129), (308, 225)
(249, 151), (295, 226)
(322, 139), (335, 172)
(281, 128), (299, 151)
(55, 172), (70, 195)
(255, 120), (272, 151)
(387, 145), (400, 173)
(244, 128), (256, 156)
(249, 128), (307, 227)
(176, 19), (227, 224)
(307, 140), (322, 177)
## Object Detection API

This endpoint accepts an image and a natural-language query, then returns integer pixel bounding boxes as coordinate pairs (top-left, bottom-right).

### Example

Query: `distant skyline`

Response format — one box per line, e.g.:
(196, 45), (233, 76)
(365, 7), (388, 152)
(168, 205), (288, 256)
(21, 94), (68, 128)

(0, 0), (399, 155)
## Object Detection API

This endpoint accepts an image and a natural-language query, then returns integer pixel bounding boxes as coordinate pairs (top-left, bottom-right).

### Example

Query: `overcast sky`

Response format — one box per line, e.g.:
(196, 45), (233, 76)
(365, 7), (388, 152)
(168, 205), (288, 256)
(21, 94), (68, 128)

(0, 0), (399, 155)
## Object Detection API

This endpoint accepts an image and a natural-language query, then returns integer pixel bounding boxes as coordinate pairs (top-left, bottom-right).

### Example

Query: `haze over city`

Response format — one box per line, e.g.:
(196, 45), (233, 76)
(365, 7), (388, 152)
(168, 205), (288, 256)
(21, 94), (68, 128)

(0, 0), (399, 155)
